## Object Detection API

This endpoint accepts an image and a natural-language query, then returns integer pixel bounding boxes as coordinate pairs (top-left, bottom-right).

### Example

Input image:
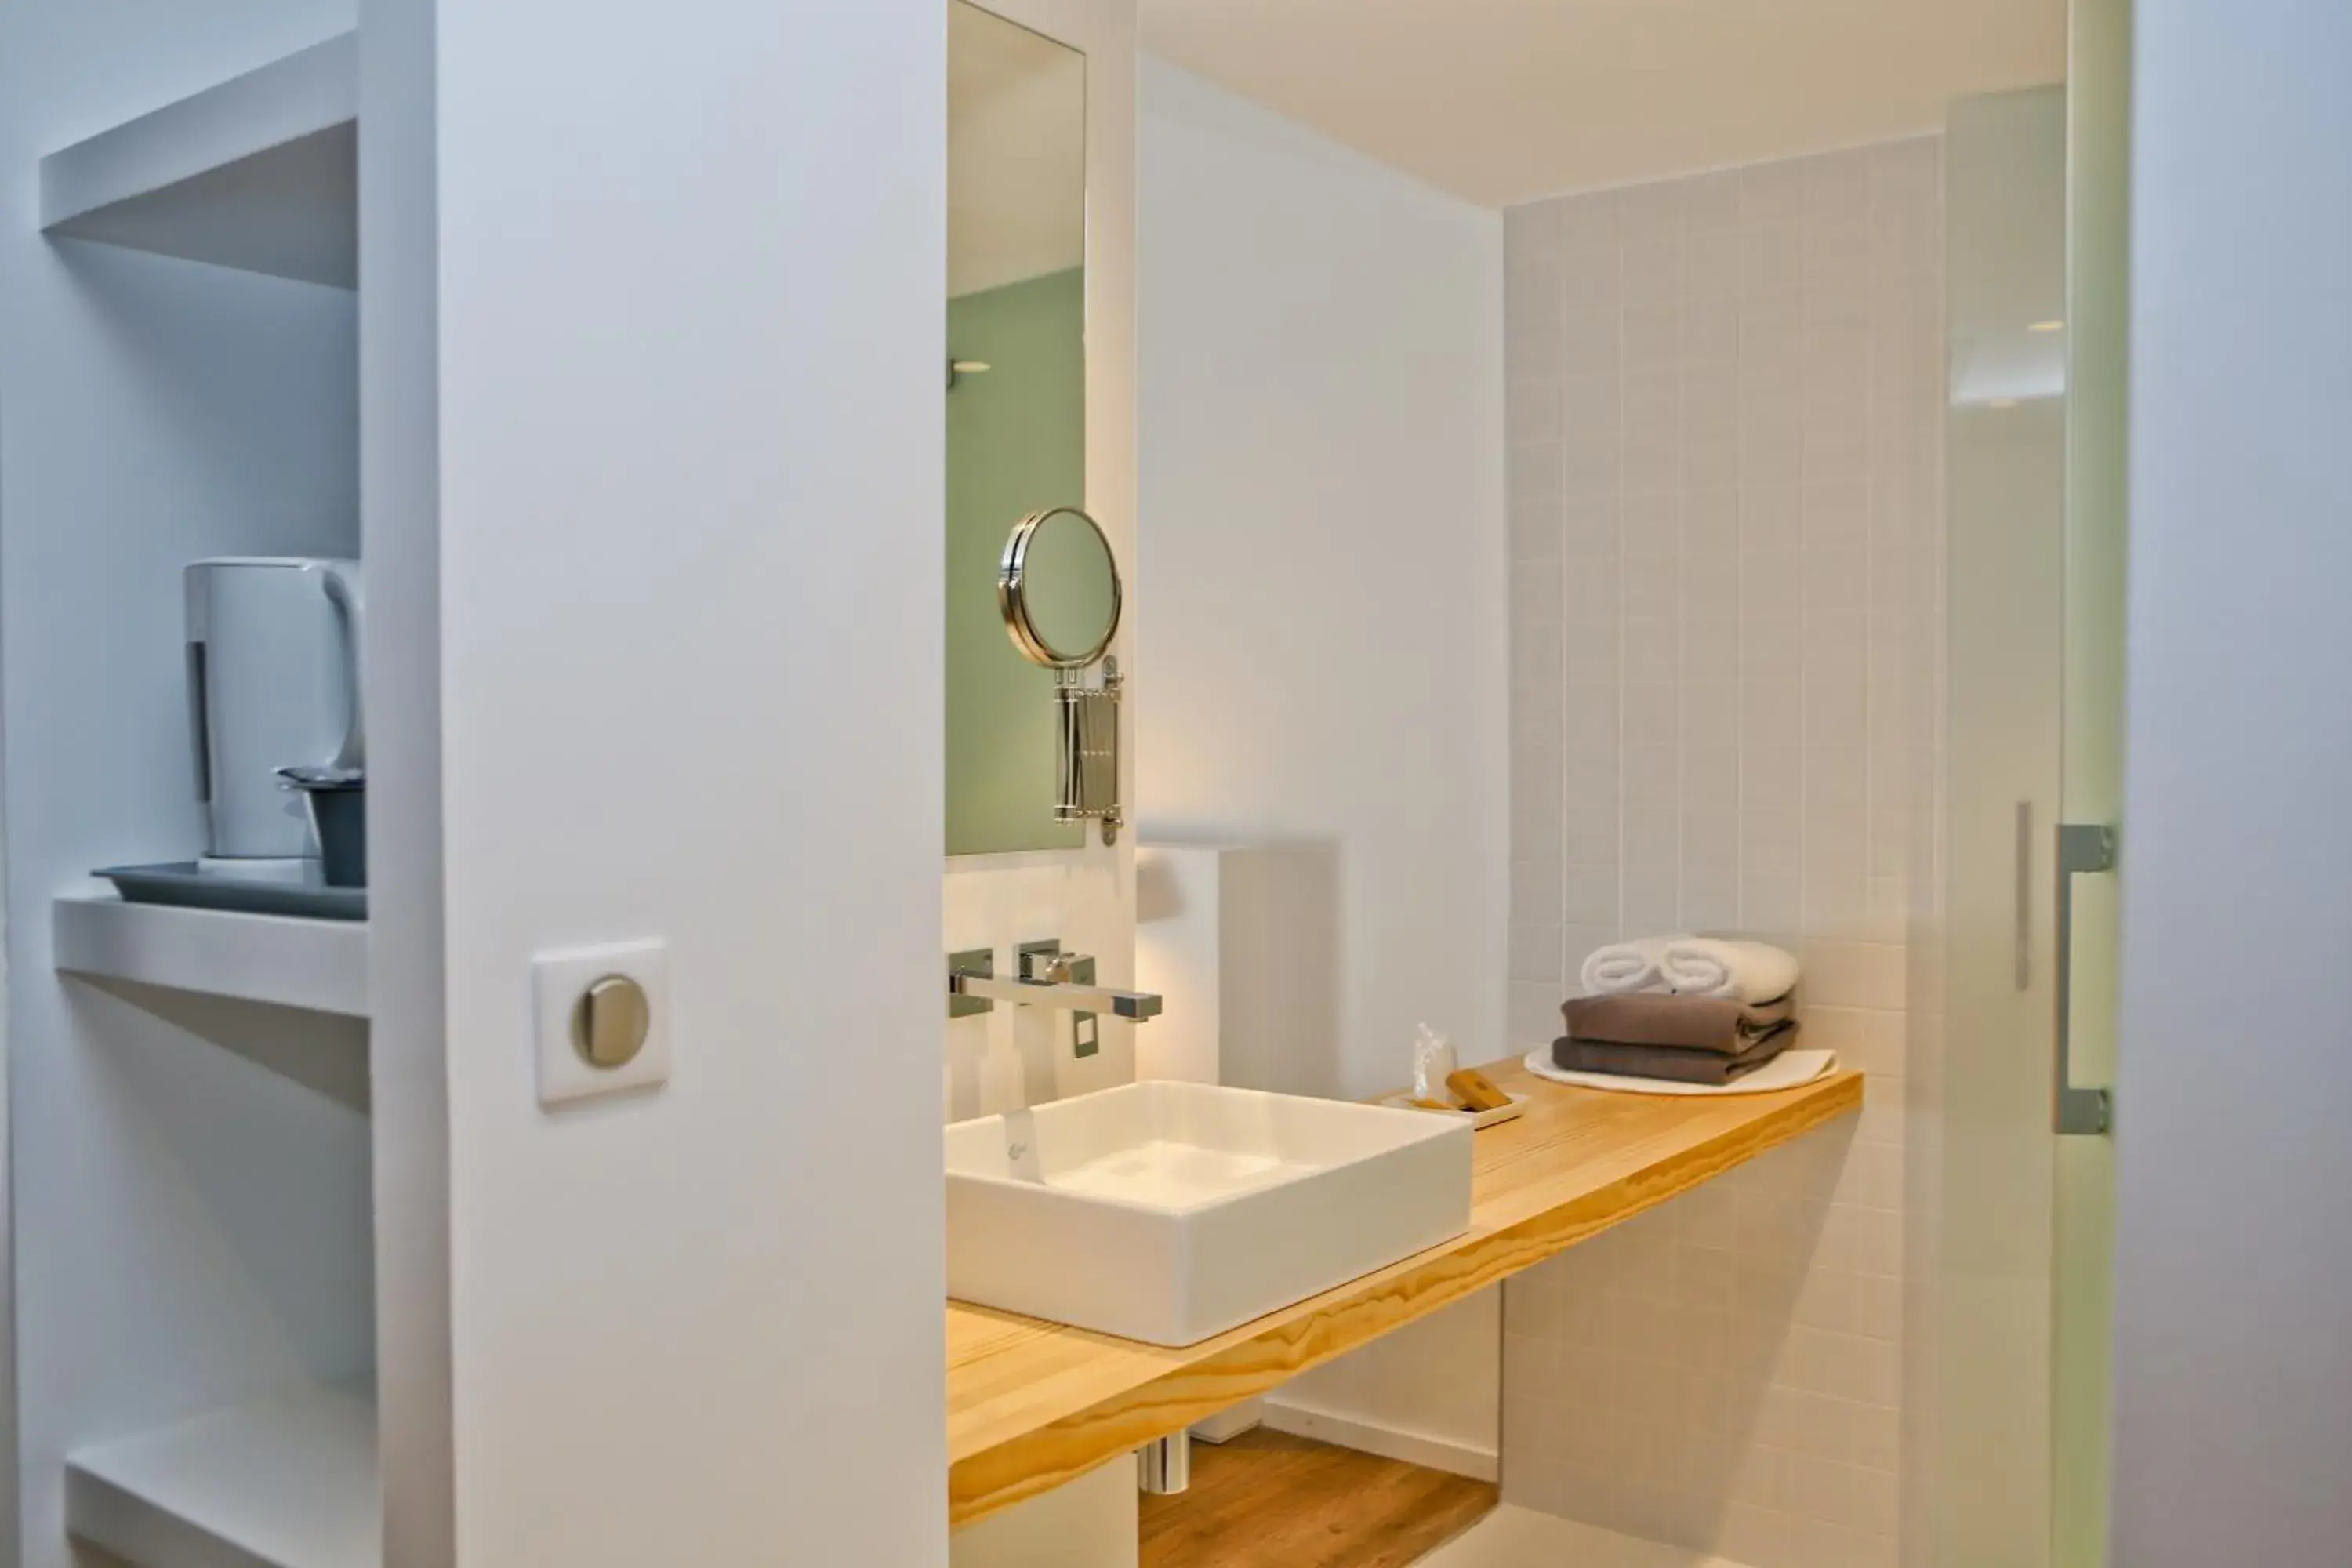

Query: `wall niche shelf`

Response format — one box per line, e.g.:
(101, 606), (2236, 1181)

(66, 1381), (379, 1568)
(38, 31), (358, 288)
(55, 891), (369, 1018)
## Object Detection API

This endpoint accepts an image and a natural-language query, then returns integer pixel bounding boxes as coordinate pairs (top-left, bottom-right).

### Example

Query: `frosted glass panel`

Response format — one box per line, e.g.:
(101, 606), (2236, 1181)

(1936, 85), (2067, 1568)
(2055, 0), (2130, 1560)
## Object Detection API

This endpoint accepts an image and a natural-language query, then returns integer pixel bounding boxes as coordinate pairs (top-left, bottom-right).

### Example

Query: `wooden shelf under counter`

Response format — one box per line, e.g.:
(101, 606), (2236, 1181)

(946, 1055), (1863, 1530)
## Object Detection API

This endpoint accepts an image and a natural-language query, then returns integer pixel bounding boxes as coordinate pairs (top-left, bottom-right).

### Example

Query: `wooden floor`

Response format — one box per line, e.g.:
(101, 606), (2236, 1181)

(1139, 1430), (1499, 1568)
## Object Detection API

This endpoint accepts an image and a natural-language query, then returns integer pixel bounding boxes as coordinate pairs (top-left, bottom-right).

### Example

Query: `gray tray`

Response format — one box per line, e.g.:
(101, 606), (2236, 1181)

(95, 863), (367, 922)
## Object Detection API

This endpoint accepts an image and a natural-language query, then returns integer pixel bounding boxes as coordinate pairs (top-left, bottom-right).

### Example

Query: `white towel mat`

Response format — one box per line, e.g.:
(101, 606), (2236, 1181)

(1523, 1047), (1839, 1097)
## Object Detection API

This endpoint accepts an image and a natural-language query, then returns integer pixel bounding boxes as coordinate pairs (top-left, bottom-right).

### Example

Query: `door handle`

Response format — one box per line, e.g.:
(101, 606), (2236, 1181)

(2013, 801), (2033, 991)
(2054, 822), (2117, 1135)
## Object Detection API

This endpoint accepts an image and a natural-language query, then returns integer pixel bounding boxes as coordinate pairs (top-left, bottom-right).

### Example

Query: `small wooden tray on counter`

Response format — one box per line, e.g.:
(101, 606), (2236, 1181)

(945, 1055), (1863, 1529)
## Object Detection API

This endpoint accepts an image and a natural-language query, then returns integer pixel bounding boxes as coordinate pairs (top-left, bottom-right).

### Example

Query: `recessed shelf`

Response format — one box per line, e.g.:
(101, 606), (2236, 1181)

(39, 31), (357, 288)
(67, 1381), (379, 1568)
(55, 891), (368, 1018)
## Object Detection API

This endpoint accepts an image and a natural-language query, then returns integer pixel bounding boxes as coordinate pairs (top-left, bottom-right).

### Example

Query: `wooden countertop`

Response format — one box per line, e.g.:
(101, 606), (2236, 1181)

(945, 1056), (1862, 1529)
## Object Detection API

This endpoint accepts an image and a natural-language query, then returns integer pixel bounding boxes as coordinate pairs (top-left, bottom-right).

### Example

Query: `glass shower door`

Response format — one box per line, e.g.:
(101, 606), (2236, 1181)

(2052, 0), (2129, 1559)
(1935, 0), (2127, 1559)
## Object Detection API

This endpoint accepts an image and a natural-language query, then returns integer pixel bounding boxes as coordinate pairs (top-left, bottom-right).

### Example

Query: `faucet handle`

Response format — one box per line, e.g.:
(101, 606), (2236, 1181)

(1021, 947), (1091, 984)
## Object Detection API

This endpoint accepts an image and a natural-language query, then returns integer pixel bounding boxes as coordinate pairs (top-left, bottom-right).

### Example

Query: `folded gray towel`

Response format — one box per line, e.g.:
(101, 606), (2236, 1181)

(1559, 991), (1795, 1055)
(1551, 1024), (1795, 1086)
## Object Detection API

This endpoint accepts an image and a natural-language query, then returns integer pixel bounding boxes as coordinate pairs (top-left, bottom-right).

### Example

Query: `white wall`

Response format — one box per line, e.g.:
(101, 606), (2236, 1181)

(1135, 56), (1505, 1098)
(421, 0), (947, 1560)
(2111, 3), (2352, 1561)
(0, 6), (368, 1565)
(1134, 53), (1507, 1475)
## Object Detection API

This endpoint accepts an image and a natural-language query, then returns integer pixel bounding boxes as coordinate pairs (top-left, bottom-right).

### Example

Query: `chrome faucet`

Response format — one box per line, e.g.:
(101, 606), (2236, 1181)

(946, 942), (1163, 1021)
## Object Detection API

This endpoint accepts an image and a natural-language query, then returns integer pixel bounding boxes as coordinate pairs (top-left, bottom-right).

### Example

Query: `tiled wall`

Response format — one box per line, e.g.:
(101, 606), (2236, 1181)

(1497, 136), (1944, 1568)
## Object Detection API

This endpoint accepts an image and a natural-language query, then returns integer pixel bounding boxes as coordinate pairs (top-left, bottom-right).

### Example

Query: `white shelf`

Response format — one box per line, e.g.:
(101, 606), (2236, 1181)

(55, 891), (368, 1018)
(67, 1382), (379, 1568)
(39, 31), (357, 288)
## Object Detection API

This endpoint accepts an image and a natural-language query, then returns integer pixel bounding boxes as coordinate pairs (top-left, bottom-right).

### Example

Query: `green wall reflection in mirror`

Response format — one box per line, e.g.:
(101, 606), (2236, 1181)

(946, 0), (1087, 855)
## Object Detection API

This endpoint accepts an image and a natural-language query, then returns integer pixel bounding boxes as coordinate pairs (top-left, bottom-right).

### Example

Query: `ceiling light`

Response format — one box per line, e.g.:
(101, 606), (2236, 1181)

(2028, 320), (2065, 333)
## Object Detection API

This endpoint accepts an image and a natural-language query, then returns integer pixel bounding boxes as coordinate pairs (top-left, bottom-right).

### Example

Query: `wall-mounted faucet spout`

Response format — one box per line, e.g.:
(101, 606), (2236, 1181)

(946, 944), (1163, 1021)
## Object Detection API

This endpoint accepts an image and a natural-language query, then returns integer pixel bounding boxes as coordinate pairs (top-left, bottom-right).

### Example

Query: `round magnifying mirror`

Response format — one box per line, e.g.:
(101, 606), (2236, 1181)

(999, 506), (1122, 669)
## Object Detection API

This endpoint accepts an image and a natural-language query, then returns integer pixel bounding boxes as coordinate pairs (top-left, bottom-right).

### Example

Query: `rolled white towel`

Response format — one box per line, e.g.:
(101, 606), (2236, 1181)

(1661, 938), (1800, 1004)
(1578, 935), (1686, 996)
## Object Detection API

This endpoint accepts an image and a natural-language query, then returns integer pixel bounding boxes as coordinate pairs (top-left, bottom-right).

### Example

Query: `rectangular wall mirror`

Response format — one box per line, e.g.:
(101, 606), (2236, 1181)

(946, 0), (1089, 855)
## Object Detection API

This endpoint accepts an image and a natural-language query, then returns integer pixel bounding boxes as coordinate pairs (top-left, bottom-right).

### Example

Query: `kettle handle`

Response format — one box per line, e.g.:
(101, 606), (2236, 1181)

(317, 562), (365, 770)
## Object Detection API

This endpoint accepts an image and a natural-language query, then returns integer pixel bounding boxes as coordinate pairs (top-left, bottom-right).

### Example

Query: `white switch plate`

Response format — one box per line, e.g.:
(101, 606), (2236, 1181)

(535, 939), (672, 1108)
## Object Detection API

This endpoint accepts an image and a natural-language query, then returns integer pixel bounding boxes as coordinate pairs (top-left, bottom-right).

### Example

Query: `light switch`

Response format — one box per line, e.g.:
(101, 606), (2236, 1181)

(535, 939), (672, 1108)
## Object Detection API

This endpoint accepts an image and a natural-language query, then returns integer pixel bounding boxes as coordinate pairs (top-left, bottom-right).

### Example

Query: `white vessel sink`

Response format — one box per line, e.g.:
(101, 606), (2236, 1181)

(945, 1080), (1473, 1346)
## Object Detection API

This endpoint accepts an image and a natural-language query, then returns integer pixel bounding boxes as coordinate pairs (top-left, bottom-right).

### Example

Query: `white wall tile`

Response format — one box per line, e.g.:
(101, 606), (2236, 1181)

(1564, 742), (1623, 815)
(1563, 369), (1624, 439)
(1620, 180), (1689, 245)
(1623, 238), (1686, 310)
(1512, 619), (1565, 698)
(1622, 681), (1681, 748)
(1742, 220), (1806, 297)
(1689, 227), (1748, 299)
(1500, 136), (1944, 1565)
(1624, 557), (1682, 622)
(1564, 619), (1623, 685)
(1624, 621), (1682, 688)
(1510, 920), (1565, 985)
(1509, 439), (1566, 505)
(1512, 859), (1565, 927)
(1624, 744), (1682, 808)
(1507, 376), (1565, 446)
(1563, 869), (1621, 929)
(1563, 494), (1621, 559)
(1506, 257), (1566, 340)
(1740, 159), (1806, 221)
(1624, 304), (1686, 369)
(1511, 499), (1565, 563)
(1565, 808), (1621, 869)
(1505, 200), (1563, 263)
(1555, 189), (1621, 252)
(1558, 245), (1622, 313)
(1623, 493), (1680, 557)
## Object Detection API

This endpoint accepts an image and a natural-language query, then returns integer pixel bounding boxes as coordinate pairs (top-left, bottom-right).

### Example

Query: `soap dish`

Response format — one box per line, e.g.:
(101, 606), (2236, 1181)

(1378, 1091), (1529, 1131)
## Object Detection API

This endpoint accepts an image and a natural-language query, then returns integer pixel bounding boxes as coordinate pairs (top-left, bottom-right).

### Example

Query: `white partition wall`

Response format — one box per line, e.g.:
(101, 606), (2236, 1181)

(413, 0), (948, 1560)
(2112, 2), (2352, 1561)
(1134, 54), (1506, 1122)
(3, 0), (953, 1563)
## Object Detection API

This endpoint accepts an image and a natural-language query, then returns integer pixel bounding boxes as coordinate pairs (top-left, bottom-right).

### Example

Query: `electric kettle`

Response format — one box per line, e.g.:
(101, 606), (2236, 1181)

(185, 557), (365, 875)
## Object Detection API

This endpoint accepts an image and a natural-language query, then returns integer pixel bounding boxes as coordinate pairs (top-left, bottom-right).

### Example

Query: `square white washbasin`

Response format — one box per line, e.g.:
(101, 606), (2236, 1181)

(945, 1080), (1473, 1347)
